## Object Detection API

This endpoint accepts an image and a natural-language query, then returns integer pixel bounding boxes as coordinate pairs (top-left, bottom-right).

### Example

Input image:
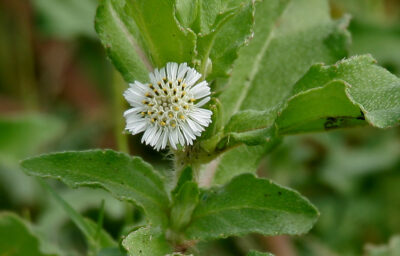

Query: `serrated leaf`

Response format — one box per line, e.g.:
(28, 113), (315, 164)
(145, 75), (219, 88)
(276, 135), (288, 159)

(126, 0), (196, 67)
(21, 150), (170, 227)
(170, 181), (199, 231)
(122, 227), (172, 256)
(365, 236), (400, 256)
(247, 251), (274, 256)
(220, 0), (349, 124)
(185, 174), (318, 240)
(277, 55), (400, 133)
(0, 213), (58, 256)
(95, 0), (150, 83)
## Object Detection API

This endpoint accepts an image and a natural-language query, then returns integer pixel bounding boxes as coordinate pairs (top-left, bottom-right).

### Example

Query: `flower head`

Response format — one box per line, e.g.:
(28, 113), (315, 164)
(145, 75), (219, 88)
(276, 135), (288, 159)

(124, 62), (212, 151)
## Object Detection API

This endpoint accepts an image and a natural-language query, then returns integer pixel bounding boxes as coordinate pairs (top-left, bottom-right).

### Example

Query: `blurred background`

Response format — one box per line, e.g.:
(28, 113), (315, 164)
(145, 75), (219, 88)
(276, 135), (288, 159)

(0, 0), (399, 255)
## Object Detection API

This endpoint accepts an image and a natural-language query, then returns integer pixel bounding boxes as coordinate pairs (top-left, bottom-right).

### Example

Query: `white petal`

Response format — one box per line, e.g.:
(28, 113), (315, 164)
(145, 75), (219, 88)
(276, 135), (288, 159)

(195, 96), (210, 107)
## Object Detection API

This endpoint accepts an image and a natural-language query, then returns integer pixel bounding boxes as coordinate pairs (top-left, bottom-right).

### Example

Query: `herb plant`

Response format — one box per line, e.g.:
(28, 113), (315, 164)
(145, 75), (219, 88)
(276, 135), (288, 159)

(2, 0), (399, 255)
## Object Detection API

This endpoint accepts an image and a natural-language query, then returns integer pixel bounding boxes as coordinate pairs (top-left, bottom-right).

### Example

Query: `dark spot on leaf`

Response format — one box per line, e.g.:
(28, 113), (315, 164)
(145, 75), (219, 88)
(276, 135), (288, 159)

(264, 193), (269, 197)
(278, 191), (282, 196)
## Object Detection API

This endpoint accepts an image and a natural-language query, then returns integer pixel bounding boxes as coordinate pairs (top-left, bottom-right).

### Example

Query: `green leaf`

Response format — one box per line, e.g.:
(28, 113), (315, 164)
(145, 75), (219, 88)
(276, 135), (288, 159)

(185, 174), (319, 240)
(122, 227), (172, 256)
(0, 114), (64, 166)
(172, 166), (194, 196)
(196, 1), (255, 78)
(212, 141), (280, 186)
(95, 0), (150, 82)
(365, 236), (400, 256)
(170, 181), (199, 231)
(277, 55), (400, 133)
(41, 181), (116, 250)
(126, 0), (196, 67)
(32, 0), (97, 39)
(247, 251), (274, 256)
(21, 150), (170, 227)
(97, 248), (126, 256)
(219, 0), (350, 124)
(276, 80), (366, 134)
(0, 213), (58, 256)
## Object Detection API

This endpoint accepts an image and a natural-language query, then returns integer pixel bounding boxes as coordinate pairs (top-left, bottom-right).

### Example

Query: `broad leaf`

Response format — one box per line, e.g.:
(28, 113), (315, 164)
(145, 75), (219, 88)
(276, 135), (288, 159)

(170, 181), (199, 231)
(365, 236), (400, 256)
(185, 174), (318, 240)
(247, 251), (274, 256)
(122, 227), (172, 256)
(21, 150), (169, 227)
(95, 0), (150, 82)
(0, 213), (58, 256)
(219, 0), (349, 123)
(277, 55), (400, 133)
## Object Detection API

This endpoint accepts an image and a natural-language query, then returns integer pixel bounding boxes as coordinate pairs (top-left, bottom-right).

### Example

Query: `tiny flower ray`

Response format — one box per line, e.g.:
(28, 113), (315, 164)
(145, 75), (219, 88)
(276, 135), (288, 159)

(123, 63), (213, 151)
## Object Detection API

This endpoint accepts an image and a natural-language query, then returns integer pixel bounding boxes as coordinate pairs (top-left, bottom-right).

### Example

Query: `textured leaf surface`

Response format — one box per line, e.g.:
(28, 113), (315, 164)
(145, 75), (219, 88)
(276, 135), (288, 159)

(277, 55), (400, 133)
(95, 0), (150, 82)
(185, 174), (318, 239)
(0, 213), (57, 256)
(219, 0), (349, 123)
(122, 227), (172, 256)
(21, 150), (169, 227)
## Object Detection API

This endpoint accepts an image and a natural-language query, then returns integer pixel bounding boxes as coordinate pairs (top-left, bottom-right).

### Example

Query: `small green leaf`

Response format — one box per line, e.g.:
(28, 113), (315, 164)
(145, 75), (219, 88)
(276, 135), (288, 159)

(122, 227), (172, 256)
(278, 55), (400, 132)
(247, 251), (274, 256)
(196, 1), (255, 78)
(170, 182), (199, 231)
(21, 150), (170, 227)
(185, 174), (319, 240)
(95, 0), (150, 82)
(0, 213), (58, 256)
(172, 166), (194, 196)
(126, 0), (196, 67)
(365, 236), (400, 256)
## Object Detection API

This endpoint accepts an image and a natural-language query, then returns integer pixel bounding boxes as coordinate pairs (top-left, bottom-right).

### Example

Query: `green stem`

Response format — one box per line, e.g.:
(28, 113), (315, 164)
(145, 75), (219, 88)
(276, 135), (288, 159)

(112, 69), (129, 154)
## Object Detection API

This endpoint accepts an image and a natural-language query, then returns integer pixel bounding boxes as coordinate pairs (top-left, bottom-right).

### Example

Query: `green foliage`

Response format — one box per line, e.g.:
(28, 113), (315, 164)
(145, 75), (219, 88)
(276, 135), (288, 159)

(95, 0), (150, 83)
(21, 150), (169, 227)
(170, 181), (199, 231)
(278, 55), (400, 132)
(185, 174), (318, 240)
(0, 213), (57, 256)
(122, 227), (172, 256)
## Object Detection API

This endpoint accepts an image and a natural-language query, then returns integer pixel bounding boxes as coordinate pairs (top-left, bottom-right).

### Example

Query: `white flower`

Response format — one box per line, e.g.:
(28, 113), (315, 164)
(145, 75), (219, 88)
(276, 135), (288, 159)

(123, 62), (213, 151)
